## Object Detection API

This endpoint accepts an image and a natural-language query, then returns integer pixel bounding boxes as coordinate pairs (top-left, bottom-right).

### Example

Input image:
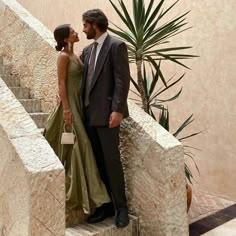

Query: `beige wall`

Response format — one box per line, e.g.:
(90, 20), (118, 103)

(16, 0), (236, 200)
(16, 0), (133, 52)
(165, 0), (236, 201)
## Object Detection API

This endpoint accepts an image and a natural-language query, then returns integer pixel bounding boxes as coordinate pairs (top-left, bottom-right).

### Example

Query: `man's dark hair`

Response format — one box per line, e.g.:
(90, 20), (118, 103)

(82, 9), (108, 32)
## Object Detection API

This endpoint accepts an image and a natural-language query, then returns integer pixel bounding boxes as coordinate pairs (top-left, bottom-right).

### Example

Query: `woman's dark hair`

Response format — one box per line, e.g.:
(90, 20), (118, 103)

(82, 9), (108, 32)
(54, 24), (70, 51)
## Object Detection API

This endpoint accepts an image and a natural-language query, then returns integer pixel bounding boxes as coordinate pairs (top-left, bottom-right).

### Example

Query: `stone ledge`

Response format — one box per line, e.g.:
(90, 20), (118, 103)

(0, 0), (58, 112)
(119, 101), (188, 236)
(0, 76), (65, 235)
(0, 0), (55, 47)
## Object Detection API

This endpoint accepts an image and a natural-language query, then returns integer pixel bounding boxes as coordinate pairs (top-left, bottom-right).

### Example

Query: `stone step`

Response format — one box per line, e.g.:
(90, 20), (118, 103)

(0, 56), (3, 75)
(1, 74), (20, 87)
(0, 64), (13, 76)
(65, 215), (138, 236)
(10, 87), (31, 99)
(19, 99), (41, 113)
(39, 128), (45, 134)
(201, 218), (236, 235)
(30, 112), (49, 128)
(0, 69), (3, 76)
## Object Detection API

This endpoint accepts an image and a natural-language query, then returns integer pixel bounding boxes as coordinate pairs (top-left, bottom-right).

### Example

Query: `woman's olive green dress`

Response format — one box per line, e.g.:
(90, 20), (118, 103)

(43, 57), (110, 214)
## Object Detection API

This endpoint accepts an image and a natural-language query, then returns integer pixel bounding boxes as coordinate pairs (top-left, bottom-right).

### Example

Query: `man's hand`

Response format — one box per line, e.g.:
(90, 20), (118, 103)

(109, 112), (123, 128)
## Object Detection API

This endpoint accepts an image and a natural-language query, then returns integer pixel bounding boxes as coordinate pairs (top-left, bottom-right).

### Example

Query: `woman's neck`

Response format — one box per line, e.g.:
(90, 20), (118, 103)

(64, 43), (74, 54)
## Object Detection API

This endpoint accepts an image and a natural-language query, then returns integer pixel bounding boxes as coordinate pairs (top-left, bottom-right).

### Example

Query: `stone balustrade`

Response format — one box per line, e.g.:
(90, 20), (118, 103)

(120, 102), (188, 236)
(0, 0), (58, 112)
(0, 78), (65, 235)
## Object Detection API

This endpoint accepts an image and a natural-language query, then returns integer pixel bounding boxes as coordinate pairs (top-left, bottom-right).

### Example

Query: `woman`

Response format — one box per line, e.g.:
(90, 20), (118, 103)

(43, 24), (110, 225)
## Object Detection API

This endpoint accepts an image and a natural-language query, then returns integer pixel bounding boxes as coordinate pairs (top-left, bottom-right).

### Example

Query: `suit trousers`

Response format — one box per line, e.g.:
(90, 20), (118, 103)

(85, 111), (127, 209)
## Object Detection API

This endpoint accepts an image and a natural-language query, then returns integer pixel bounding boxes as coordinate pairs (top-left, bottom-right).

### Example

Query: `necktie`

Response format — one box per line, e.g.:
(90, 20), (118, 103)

(85, 42), (98, 107)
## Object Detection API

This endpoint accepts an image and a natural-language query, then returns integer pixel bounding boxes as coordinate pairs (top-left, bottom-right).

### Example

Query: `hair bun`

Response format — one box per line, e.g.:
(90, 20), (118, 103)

(55, 44), (62, 51)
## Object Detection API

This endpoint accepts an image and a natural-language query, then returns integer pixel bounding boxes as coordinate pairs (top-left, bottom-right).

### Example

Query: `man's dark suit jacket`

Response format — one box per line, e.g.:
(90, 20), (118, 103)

(81, 35), (130, 126)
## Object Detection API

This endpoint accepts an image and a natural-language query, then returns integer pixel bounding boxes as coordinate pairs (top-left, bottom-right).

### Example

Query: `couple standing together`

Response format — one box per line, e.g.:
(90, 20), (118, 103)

(44, 9), (130, 228)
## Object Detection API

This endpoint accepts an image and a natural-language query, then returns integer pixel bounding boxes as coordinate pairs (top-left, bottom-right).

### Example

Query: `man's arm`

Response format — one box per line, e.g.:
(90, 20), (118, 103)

(109, 42), (130, 128)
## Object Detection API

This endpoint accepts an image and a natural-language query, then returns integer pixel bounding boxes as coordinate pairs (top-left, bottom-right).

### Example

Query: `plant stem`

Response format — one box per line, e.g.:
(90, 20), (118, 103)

(136, 59), (148, 112)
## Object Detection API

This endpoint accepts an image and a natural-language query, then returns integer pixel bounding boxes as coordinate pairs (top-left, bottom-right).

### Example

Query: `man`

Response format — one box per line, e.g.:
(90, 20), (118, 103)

(81, 9), (130, 228)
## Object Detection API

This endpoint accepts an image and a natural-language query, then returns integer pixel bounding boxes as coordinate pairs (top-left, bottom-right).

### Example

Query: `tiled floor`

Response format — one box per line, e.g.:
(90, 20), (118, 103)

(188, 191), (236, 235)
(188, 191), (235, 223)
(201, 218), (236, 236)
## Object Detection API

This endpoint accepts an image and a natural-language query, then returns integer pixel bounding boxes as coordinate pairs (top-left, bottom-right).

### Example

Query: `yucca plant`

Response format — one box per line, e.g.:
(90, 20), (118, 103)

(109, 0), (200, 184)
(138, 61), (185, 120)
(109, 0), (196, 115)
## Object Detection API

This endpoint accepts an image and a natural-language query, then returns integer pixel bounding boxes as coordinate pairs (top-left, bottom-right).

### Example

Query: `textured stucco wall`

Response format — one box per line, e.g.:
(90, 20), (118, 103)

(162, 0), (236, 201)
(15, 0), (133, 51)
(15, 0), (236, 200)
(0, 77), (65, 235)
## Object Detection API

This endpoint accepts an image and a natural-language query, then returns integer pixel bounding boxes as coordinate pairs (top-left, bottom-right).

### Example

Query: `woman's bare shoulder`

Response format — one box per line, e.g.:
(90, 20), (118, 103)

(57, 52), (70, 64)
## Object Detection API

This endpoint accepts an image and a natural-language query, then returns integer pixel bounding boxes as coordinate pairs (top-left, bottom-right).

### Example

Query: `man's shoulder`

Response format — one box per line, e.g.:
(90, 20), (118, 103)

(83, 43), (93, 53)
(109, 35), (125, 46)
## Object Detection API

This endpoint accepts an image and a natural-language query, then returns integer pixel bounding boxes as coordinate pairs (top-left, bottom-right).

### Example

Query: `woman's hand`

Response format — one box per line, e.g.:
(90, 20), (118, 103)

(63, 110), (73, 125)
(56, 93), (61, 105)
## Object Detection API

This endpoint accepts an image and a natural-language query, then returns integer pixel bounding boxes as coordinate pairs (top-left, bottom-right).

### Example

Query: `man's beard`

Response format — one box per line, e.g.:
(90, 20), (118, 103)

(86, 27), (96, 39)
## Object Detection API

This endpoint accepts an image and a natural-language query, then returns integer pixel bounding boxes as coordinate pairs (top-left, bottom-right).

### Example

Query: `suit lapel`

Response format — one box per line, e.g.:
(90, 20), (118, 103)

(84, 45), (93, 78)
(89, 35), (111, 92)
(81, 45), (93, 96)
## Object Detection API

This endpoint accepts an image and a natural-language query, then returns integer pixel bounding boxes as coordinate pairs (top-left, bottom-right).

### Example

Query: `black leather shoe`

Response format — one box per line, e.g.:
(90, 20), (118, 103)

(87, 206), (106, 223)
(87, 203), (115, 224)
(115, 208), (129, 228)
(103, 202), (115, 217)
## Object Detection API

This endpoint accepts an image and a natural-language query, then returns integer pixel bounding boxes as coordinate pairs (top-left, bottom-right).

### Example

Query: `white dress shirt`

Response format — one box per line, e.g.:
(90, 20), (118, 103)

(90, 32), (108, 69)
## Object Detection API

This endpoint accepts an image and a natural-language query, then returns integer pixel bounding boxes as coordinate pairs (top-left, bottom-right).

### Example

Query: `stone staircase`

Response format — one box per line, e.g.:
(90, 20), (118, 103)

(0, 58), (139, 236)
(0, 59), (49, 129)
(66, 215), (138, 236)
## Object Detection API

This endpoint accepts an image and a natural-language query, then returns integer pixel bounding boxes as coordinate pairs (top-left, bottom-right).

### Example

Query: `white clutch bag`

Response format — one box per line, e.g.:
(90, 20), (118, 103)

(61, 123), (76, 145)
